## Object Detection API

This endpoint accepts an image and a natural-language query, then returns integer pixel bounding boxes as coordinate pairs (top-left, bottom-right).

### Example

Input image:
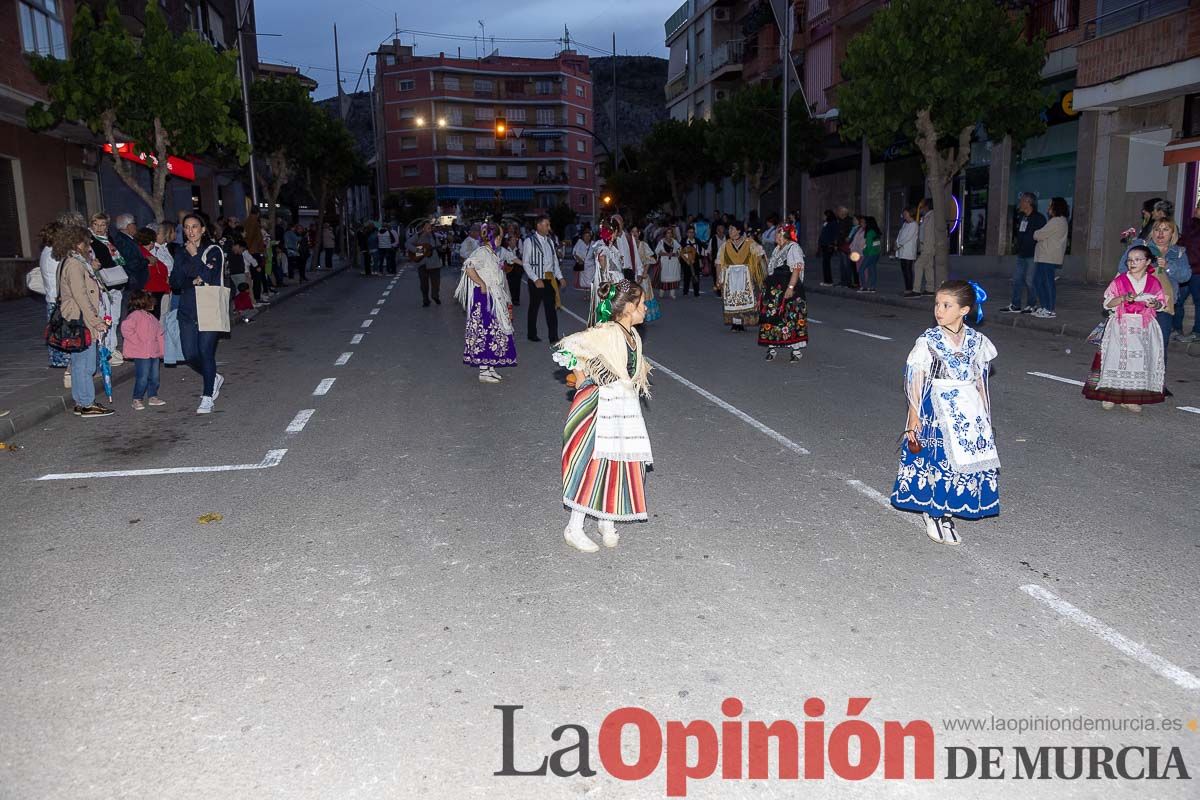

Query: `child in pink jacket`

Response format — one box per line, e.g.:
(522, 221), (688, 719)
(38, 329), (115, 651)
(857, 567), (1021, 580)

(120, 291), (166, 410)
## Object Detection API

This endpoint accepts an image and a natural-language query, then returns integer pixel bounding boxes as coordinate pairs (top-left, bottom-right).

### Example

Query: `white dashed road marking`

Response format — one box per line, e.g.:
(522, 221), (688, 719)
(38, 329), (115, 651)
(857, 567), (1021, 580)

(844, 328), (892, 341)
(35, 449), (288, 481)
(313, 378), (336, 396)
(361, 319), (373, 328)
(350, 334), (364, 344)
(1028, 371), (1085, 387)
(286, 409), (315, 433)
(335, 352), (353, 366)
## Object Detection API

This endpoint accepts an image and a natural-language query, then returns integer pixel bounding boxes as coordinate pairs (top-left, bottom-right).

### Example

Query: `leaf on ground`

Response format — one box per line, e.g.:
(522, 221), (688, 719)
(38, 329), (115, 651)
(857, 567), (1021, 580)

(197, 512), (223, 524)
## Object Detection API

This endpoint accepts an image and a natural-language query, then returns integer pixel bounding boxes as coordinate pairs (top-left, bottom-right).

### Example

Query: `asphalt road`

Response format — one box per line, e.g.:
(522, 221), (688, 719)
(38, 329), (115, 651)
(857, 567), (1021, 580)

(1, 265), (1198, 799)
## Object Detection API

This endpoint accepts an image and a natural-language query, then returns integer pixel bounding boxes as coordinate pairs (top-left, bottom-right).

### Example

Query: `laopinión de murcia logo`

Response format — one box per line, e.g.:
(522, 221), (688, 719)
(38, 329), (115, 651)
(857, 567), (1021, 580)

(493, 698), (1193, 796)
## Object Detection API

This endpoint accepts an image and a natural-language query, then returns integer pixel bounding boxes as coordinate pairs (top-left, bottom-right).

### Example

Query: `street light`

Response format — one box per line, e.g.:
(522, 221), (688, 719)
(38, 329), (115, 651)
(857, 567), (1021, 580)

(602, 195), (612, 206)
(438, 118), (447, 127)
(415, 116), (425, 126)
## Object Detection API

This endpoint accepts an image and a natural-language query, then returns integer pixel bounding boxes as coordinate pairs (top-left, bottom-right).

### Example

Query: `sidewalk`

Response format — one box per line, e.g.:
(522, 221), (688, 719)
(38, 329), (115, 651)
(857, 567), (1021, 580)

(0, 258), (349, 440)
(805, 257), (1199, 355)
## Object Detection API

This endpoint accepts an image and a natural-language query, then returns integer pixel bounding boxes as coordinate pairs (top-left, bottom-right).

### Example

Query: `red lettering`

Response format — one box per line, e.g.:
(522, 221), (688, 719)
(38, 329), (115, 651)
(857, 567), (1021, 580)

(883, 720), (935, 779)
(803, 697), (826, 779)
(598, 707), (662, 781)
(721, 697), (743, 779)
(748, 720), (799, 779)
(665, 720), (718, 797)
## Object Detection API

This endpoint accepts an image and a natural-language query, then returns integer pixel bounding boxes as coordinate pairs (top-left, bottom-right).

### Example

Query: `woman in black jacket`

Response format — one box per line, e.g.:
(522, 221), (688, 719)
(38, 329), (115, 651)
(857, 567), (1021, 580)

(817, 209), (838, 286)
(169, 213), (227, 414)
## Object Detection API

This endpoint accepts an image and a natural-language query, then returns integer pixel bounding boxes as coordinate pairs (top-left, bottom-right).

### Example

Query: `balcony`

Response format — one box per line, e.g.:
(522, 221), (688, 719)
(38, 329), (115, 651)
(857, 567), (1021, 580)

(710, 38), (746, 74)
(665, 1), (689, 41)
(1084, 0), (1189, 40)
(1021, 0), (1079, 40)
(665, 70), (690, 101)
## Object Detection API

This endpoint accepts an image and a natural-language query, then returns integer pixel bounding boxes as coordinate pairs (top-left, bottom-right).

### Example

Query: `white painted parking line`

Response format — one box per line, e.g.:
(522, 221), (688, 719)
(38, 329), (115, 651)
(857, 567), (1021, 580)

(846, 480), (922, 528)
(561, 307), (808, 456)
(807, 317), (824, 324)
(370, 308), (380, 315)
(361, 319), (373, 328)
(1179, 406), (1200, 415)
(350, 334), (364, 344)
(36, 449), (287, 481)
(335, 352), (353, 366)
(1021, 584), (1200, 692)
(313, 378), (336, 396)
(286, 409), (315, 433)
(844, 328), (892, 341)
(1028, 371), (1085, 387)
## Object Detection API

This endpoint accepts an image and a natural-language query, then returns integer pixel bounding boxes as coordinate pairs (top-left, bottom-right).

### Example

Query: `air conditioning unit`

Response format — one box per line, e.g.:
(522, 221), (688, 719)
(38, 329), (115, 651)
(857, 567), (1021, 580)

(715, 90), (727, 101)
(713, 7), (731, 22)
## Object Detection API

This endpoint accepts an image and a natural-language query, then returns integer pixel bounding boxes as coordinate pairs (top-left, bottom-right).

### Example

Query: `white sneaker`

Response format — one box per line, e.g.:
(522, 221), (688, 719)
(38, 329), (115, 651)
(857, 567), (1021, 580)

(599, 520), (619, 548)
(922, 513), (943, 543)
(212, 373), (224, 400)
(1101, 401), (1115, 410)
(487, 367), (502, 381)
(196, 396), (214, 414)
(478, 370), (500, 384)
(109, 350), (124, 366)
(63, 370), (72, 389)
(563, 524), (598, 553)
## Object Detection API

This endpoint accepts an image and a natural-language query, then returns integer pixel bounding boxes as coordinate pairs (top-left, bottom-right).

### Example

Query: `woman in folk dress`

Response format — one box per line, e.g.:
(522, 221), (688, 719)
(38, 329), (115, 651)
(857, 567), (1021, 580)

(588, 223), (626, 326)
(756, 224), (809, 362)
(891, 280), (1000, 546)
(1082, 245), (1166, 411)
(655, 226), (683, 298)
(554, 280), (652, 553)
(632, 225), (661, 323)
(455, 224), (517, 384)
(715, 221), (764, 331)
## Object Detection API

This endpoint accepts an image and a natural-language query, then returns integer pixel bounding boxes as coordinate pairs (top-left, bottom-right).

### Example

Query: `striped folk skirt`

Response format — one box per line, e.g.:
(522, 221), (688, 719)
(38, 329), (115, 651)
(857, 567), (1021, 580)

(562, 381), (648, 521)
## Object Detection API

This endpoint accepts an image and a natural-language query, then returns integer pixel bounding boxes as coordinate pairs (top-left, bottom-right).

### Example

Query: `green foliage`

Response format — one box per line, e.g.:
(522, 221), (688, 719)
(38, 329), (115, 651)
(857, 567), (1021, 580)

(398, 189), (435, 223)
(26, 1), (247, 218)
(707, 84), (824, 211)
(838, 0), (1048, 154)
(641, 119), (712, 213)
(249, 77), (313, 174)
(603, 144), (671, 223)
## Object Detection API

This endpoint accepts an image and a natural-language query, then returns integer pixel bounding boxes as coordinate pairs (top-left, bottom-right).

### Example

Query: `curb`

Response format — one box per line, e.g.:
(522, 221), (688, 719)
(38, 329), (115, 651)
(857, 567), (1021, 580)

(805, 283), (1199, 356)
(1, 262), (350, 440)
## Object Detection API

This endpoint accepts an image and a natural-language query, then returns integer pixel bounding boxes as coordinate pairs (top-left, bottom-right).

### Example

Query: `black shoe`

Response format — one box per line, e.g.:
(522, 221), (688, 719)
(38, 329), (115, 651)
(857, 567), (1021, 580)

(433, 297), (441, 305)
(73, 405), (85, 416)
(789, 350), (803, 363)
(79, 403), (114, 418)
(422, 301), (431, 307)
(528, 335), (542, 342)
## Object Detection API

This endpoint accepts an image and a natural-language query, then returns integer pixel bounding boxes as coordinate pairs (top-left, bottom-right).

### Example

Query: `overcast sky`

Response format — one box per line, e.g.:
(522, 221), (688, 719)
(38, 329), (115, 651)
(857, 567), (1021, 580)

(254, 0), (672, 100)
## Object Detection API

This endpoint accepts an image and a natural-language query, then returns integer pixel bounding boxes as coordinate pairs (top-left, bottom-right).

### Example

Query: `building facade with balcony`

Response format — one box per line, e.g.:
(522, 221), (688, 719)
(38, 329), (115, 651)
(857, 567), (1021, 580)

(374, 43), (596, 223)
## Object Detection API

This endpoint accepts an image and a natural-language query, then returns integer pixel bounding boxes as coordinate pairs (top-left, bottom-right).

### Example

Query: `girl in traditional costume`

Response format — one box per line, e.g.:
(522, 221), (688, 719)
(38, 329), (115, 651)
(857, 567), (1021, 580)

(891, 280), (999, 545)
(455, 223), (516, 384)
(655, 227), (683, 298)
(715, 221), (764, 330)
(1082, 245), (1167, 411)
(756, 224), (808, 362)
(632, 226), (661, 323)
(553, 280), (652, 553)
(588, 223), (626, 326)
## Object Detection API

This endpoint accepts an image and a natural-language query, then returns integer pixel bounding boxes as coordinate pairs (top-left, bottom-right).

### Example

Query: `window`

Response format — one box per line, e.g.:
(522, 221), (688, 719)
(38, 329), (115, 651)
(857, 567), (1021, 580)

(384, 54), (395, 66)
(536, 108), (557, 125)
(577, 167), (587, 180)
(399, 107), (415, 120)
(398, 79), (415, 91)
(575, 112), (585, 126)
(507, 165), (528, 178)
(473, 79), (494, 93)
(576, 84), (585, 97)
(537, 139), (558, 153)
(576, 140), (586, 153)
(403, 165), (419, 177)
(475, 107), (494, 121)
(401, 137), (417, 150)
(476, 136), (496, 151)
(535, 80), (556, 95)
(506, 108), (527, 122)
(445, 135), (464, 152)
(206, 5), (225, 46)
(1096, 0), (1189, 36)
(447, 107), (463, 126)
(18, 0), (67, 57)
(444, 75), (460, 90)
(579, 193), (588, 206)
(506, 79), (525, 94)
(477, 164), (497, 178)
(447, 164), (466, 183)
(509, 140), (526, 155)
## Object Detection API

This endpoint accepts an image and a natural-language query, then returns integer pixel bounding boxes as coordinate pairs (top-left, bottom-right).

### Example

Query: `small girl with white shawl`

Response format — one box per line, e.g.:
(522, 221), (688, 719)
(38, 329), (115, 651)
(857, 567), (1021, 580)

(890, 280), (1000, 546)
(553, 279), (652, 553)
(455, 225), (517, 384)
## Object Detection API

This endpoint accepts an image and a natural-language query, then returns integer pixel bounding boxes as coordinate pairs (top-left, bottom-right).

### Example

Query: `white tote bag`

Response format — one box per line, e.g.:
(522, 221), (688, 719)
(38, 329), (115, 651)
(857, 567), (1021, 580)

(195, 245), (231, 333)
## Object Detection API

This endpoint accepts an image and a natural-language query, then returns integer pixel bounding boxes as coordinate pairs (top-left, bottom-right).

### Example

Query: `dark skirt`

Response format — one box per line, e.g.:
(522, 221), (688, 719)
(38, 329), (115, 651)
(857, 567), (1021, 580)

(757, 271), (808, 347)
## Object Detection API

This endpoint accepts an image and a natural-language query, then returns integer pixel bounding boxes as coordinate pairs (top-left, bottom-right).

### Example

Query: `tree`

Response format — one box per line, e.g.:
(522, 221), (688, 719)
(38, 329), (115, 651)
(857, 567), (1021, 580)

(601, 145), (669, 224)
(838, 0), (1048, 283)
(248, 76), (315, 239)
(641, 119), (712, 216)
(299, 110), (364, 269)
(26, 1), (248, 221)
(707, 84), (824, 219)
(549, 202), (577, 239)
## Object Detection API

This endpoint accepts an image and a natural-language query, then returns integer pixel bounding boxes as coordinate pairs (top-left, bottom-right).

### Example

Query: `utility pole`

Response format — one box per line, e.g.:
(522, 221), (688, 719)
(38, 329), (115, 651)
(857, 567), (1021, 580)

(611, 33), (619, 170)
(235, 0), (259, 208)
(367, 70), (384, 221)
(780, 2), (791, 221)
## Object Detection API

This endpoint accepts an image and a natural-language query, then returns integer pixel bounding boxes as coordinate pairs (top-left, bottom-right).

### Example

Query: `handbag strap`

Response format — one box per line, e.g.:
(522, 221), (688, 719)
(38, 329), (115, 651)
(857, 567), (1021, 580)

(201, 244), (226, 286)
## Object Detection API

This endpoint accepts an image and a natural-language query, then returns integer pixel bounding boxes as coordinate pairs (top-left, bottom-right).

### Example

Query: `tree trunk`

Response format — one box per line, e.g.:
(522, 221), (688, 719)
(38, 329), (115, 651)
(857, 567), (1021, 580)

(311, 180), (329, 272)
(915, 110), (975, 286)
(260, 150), (291, 247)
(101, 112), (167, 221)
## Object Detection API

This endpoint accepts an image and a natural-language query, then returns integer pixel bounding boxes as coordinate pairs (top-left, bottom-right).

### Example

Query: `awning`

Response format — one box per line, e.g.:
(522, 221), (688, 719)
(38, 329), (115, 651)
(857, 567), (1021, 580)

(1164, 136), (1200, 166)
(525, 130), (564, 139)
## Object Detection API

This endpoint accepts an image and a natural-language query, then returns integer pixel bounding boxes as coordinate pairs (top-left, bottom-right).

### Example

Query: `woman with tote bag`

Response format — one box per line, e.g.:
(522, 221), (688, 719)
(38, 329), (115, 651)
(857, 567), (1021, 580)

(169, 213), (229, 414)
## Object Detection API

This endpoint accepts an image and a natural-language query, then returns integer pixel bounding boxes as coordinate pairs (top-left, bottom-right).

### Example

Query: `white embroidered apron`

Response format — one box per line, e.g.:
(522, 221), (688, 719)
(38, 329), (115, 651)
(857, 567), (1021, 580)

(929, 378), (1000, 474)
(593, 381), (653, 464)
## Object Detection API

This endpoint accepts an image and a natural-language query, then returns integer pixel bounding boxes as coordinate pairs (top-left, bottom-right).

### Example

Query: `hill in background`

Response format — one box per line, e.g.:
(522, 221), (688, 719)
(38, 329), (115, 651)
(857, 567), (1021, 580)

(590, 55), (669, 157)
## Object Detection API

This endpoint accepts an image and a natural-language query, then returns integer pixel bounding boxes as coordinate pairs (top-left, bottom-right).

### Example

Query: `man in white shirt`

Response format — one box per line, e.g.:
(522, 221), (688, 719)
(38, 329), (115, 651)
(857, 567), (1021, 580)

(611, 214), (642, 280)
(377, 224), (397, 275)
(459, 224), (481, 264)
(572, 228), (594, 289)
(520, 214), (563, 342)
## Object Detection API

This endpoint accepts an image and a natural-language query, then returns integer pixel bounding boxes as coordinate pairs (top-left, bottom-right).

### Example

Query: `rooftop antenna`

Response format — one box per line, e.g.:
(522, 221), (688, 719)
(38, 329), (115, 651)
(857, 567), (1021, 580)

(563, 24), (571, 52)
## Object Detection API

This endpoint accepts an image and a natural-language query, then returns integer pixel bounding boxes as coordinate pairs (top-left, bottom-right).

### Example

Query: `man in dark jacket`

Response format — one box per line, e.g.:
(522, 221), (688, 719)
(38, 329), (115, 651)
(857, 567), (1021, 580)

(112, 213), (149, 293)
(1002, 193), (1045, 313)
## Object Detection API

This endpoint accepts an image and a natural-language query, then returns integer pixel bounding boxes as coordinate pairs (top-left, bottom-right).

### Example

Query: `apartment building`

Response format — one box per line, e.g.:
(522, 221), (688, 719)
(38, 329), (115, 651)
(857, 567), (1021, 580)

(374, 42), (596, 223)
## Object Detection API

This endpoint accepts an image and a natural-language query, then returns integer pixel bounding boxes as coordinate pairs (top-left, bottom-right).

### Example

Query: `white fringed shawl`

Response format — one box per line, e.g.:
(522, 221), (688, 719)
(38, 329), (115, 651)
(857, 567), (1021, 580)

(454, 245), (513, 334)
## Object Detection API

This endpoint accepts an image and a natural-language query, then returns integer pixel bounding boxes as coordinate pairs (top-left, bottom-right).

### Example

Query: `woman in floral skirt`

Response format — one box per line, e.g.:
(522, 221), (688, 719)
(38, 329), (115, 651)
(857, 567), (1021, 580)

(455, 223), (516, 384)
